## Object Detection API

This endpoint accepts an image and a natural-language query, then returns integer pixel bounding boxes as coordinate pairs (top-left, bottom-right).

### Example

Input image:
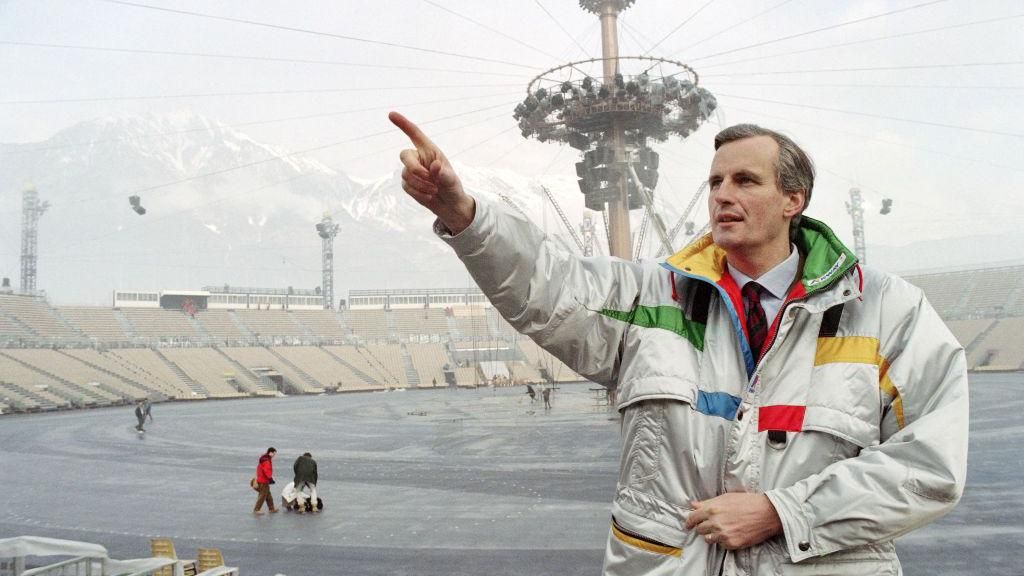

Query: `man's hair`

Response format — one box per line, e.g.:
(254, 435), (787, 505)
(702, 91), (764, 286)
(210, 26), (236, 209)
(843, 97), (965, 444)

(267, 447), (277, 454)
(303, 452), (312, 457)
(714, 124), (814, 238)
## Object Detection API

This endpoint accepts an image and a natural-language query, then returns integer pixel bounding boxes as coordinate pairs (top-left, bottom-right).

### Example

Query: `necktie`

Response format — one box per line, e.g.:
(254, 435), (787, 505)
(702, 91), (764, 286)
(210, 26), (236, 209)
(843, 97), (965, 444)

(743, 282), (768, 358)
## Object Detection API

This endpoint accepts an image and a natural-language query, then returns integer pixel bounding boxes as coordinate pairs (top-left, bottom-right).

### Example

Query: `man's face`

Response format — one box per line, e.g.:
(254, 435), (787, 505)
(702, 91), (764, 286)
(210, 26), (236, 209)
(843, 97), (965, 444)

(707, 135), (803, 257)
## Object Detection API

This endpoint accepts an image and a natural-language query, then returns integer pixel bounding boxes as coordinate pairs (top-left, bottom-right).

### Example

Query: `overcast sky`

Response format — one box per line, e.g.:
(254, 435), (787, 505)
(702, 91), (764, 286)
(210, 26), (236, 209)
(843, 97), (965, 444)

(1, 0), (1022, 251)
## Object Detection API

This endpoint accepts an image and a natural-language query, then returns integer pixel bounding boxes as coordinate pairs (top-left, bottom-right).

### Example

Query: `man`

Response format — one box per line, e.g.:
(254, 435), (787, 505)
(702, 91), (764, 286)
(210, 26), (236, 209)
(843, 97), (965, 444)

(542, 386), (552, 410)
(293, 452), (320, 514)
(142, 398), (153, 423)
(390, 111), (968, 575)
(253, 447), (278, 515)
(133, 400), (146, 432)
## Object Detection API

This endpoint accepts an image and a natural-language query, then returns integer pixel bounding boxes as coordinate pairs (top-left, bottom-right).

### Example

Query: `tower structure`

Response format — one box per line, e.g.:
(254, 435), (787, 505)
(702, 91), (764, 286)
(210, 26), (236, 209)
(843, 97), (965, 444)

(580, 212), (596, 257)
(515, 0), (717, 259)
(20, 185), (49, 295)
(315, 215), (341, 310)
(845, 188), (867, 264)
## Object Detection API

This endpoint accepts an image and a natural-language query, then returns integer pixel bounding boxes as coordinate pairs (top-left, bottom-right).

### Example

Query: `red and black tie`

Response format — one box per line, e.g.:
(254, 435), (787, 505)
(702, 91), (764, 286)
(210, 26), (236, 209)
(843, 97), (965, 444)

(743, 281), (768, 358)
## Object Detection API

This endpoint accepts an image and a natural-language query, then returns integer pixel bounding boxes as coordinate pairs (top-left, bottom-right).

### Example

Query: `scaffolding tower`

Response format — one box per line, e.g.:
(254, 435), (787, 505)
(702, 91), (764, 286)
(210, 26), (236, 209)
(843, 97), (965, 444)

(20, 186), (49, 295)
(315, 215), (341, 310)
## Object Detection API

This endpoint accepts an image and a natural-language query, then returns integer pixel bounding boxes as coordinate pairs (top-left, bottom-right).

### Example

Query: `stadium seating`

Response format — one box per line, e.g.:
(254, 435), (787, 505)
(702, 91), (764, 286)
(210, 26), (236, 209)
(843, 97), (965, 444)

(292, 310), (348, 340)
(218, 347), (323, 393)
(195, 310), (248, 341)
(0, 294), (78, 340)
(58, 306), (129, 341)
(234, 310), (306, 339)
(157, 348), (252, 398)
(392, 308), (449, 338)
(270, 346), (369, 391)
(122, 309), (201, 339)
(342, 309), (390, 339)
(407, 343), (449, 387)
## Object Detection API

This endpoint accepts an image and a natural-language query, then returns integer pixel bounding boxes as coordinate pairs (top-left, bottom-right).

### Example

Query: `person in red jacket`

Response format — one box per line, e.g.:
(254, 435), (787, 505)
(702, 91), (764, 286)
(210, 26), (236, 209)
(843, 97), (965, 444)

(253, 447), (278, 515)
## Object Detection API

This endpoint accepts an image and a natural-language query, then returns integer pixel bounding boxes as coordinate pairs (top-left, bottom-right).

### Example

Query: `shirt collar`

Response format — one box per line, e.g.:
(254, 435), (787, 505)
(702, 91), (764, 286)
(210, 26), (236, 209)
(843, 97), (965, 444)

(727, 244), (800, 299)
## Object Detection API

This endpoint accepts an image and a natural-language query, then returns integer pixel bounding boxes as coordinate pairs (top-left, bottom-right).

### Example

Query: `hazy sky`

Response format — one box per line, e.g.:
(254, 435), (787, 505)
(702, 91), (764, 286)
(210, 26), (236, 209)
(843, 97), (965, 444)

(1, 0), (1022, 250)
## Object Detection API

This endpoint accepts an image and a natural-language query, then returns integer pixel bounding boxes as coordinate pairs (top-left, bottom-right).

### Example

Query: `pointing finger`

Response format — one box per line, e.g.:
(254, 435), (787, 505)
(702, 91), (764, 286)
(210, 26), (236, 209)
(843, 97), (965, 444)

(390, 111), (436, 150)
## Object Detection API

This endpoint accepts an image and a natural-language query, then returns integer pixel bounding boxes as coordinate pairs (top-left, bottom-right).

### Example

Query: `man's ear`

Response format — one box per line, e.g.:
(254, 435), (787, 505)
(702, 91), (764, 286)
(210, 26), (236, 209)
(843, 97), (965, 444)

(783, 189), (806, 219)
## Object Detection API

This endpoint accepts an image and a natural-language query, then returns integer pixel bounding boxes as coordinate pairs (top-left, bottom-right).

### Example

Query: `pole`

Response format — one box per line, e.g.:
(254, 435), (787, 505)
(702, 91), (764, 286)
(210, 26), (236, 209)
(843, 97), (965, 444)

(599, 2), (632, 259)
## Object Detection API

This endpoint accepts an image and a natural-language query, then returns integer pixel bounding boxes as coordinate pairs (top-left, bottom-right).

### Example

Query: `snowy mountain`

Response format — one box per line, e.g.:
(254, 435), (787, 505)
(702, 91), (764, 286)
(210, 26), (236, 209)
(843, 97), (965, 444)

(0, 112), (607, 305)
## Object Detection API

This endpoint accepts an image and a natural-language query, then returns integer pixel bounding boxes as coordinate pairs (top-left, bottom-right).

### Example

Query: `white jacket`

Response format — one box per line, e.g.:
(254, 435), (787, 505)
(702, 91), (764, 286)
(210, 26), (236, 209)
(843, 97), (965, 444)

(439, 197), (968, 576)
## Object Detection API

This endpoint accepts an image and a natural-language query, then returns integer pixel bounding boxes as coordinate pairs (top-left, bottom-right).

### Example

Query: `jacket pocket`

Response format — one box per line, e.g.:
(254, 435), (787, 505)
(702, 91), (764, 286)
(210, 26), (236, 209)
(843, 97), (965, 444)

(777, 542), (900, 576)
(603, 515), (683, 576)
(803, 362), (882, 450)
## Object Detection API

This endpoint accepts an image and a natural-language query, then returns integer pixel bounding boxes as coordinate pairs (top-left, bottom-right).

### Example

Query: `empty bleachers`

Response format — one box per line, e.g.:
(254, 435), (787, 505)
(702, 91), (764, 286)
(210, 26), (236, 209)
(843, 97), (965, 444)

(270, 346), (370, 391)
(364, 344), (408, 388)
(234, 310), (306, 339)
(107, 348), (203, 399)
(292, 310), (348, 340)
(58, 307), (128, 341)
(392, 309), (449, 338)
(158, 348), (251, 398)
(2, 349), (139, 402)
(219, 347), (323, 393)
(0, 351), (115, 407)
(195, 310), (248, 341)
(342, 309), (390, 339)
(0, 294), (78, 339)
(122, 308), (201, 339)
(969, 317), (1024, 370)
(323, 345), (389, 386)
(407, 343), (449, 387)
(62, 348), (195, 400)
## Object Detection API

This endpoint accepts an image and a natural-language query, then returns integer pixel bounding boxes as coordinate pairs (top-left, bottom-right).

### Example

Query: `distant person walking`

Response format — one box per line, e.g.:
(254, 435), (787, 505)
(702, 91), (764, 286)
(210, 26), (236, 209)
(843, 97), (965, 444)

(142, 399), (153, 423)
(293, 452), (320, 513)
(526, 383), (536, 402)
(133, 400), (146, 432)
(542, 387), (552, 410)
(253, 447), (279, 515)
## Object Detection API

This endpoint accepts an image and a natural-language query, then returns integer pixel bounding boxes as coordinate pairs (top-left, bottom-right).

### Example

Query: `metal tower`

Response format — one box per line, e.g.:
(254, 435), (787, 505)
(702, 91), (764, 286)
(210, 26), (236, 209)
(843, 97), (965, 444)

(315, 215), (341, 310)
(20, 186), (49, 295)
(515, 0), (716, 259)
(580, 212), (597, 257)
(845, 188), (867, 264)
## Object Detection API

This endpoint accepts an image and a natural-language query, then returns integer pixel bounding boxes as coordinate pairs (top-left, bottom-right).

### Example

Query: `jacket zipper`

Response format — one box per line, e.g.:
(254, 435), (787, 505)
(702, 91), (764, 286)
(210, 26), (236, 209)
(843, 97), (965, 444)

(611, 516), (679, 552)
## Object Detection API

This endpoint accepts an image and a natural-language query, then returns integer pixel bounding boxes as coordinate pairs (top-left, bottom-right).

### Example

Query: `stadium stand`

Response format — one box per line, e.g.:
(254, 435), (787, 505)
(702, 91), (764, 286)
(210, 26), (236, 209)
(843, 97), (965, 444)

(0, 294), (78, 340)
(364, 344), (409, 388)
(58, 306), (129, 341)
(292, 310), (348, 340)
(271, 346), (372, 391)
(392, 309), (449, 339)
(234, 310), (307, 340)
(967, 316), (1024, 370)
(407, 343), (449, 387)
(157, 348), (252, 398)
(195, 310), (249, 341)
(13, 266), (1024, 414)
(62, 348), (195, 400)
(122, 309), (201, 339)
(219, 347), (324, 394)
(341, 309), (390, 339)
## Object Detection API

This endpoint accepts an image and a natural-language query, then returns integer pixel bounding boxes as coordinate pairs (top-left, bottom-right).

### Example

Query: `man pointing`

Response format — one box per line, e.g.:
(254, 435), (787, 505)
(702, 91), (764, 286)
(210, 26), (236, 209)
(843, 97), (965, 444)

(390, 111), (968, 575)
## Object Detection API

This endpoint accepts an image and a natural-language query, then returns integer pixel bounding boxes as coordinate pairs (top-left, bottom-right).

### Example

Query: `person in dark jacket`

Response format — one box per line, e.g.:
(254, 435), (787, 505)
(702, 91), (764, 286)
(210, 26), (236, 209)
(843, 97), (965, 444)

(253, 447), (278, 515)
(133, 401), (146, 432)
(293, 452), (319, 513)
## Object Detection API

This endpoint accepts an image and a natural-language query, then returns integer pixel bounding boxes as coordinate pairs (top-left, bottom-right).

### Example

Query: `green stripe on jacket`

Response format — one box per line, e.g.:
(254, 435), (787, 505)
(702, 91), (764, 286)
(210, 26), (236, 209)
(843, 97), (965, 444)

(600, 304), (706, 351)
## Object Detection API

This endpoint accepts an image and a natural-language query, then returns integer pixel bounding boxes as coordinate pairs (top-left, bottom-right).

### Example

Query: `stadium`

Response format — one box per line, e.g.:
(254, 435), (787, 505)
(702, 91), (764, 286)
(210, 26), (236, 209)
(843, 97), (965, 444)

(1, 263), (1023, 413)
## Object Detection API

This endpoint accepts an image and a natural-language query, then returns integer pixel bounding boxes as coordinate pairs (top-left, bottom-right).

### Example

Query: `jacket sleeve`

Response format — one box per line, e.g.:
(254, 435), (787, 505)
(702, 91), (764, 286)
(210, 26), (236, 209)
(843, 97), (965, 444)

(766, 281), (969, 562)
(438, 196), (643, 386)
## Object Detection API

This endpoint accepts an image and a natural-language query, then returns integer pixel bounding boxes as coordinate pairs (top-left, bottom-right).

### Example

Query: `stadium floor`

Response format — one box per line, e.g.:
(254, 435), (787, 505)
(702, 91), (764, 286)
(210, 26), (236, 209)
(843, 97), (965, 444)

(0, 376), (1020, 576)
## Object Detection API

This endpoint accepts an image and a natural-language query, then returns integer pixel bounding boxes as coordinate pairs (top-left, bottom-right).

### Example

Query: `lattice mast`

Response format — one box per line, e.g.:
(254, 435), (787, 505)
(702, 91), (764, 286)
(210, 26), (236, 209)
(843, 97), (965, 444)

(845, 188), (867, 265)
(20, 185), (49, 295)
(315, 215), (341, 310)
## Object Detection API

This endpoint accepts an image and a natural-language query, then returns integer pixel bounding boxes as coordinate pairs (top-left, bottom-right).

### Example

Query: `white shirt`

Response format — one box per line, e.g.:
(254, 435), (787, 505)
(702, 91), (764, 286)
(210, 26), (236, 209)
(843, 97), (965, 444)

(727, 245), (800, 328)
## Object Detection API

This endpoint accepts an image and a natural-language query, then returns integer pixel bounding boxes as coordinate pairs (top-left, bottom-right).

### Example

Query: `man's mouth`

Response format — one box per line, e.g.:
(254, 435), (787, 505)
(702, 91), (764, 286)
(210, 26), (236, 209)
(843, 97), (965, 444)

(716, 214), (743, 223)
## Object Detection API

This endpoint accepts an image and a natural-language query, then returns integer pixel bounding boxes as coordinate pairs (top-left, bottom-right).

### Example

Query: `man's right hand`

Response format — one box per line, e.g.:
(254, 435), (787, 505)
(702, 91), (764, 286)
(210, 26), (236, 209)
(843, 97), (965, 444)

(389, 111), (475, 234)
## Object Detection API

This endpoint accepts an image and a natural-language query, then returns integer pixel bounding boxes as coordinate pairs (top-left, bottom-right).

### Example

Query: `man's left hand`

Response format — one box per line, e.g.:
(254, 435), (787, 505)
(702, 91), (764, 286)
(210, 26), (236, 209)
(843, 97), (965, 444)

(685, 493), (783, 550)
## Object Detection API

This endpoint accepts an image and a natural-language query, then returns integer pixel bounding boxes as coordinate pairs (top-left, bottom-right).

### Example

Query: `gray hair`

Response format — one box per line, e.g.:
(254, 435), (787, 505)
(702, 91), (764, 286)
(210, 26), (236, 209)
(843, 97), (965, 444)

(714, 124), (814, 238)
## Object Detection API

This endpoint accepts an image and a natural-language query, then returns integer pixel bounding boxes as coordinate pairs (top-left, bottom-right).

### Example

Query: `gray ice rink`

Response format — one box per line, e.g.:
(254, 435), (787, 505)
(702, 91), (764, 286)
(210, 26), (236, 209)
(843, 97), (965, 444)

(0, 376), (1020, 575)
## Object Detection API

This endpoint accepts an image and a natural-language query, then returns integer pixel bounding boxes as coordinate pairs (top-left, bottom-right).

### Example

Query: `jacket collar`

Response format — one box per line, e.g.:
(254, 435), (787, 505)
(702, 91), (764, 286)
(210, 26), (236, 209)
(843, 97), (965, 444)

(662, 216), (859, 302)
